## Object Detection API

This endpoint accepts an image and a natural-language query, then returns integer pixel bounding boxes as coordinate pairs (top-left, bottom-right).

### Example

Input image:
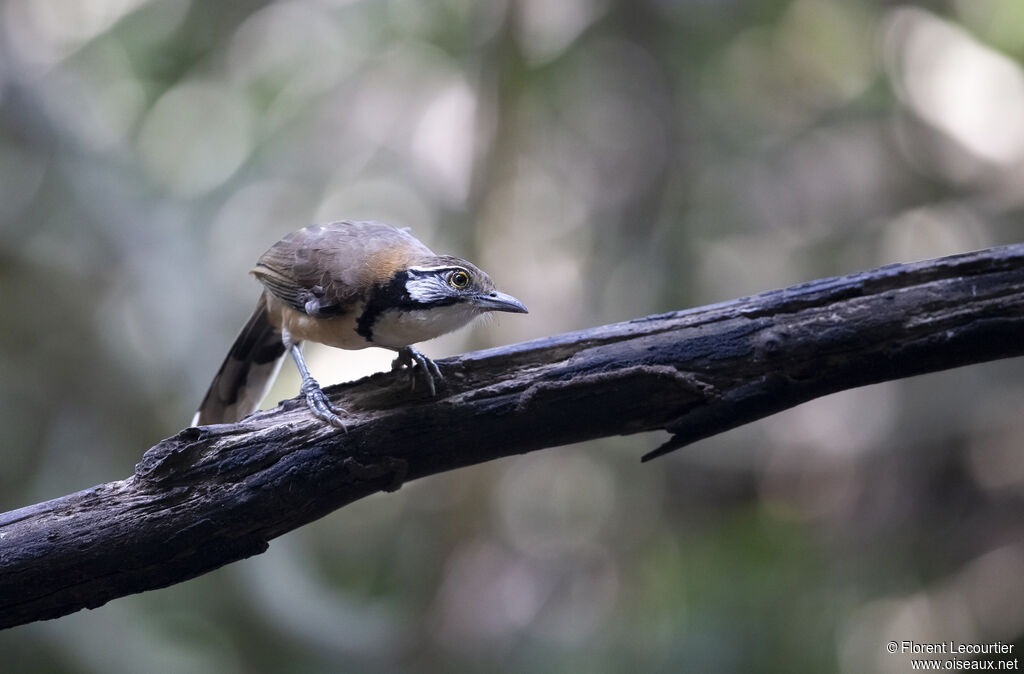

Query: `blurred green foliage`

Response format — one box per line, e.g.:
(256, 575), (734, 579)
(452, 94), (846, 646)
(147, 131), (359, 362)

(2, 0), (1024, 672)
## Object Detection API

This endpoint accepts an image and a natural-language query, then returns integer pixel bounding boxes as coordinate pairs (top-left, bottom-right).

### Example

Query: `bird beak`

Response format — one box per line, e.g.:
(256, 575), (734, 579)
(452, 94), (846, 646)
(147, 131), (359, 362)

(475, 291), (528, 314)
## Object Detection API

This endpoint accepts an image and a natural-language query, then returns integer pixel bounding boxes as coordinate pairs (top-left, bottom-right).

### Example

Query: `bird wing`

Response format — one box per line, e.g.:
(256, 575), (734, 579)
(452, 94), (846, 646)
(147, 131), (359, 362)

(251, 220), (435, 317)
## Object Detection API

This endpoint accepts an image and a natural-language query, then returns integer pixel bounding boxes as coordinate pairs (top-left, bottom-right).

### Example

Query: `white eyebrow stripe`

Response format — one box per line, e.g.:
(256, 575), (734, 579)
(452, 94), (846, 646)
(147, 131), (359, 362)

(409, 265), (465, 273)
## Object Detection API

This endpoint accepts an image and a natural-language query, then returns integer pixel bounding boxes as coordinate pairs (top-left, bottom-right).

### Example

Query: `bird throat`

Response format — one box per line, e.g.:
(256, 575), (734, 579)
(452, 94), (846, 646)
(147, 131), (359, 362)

(364, 304), (482, 349)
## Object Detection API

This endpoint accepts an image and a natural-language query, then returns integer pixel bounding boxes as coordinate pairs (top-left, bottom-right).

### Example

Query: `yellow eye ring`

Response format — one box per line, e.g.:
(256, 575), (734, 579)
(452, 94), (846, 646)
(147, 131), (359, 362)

(448, 269), (470, 289)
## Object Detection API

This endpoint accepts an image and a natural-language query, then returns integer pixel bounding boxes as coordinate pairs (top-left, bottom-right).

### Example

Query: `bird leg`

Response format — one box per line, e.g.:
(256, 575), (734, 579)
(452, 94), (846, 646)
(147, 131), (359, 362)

(392, 346), (443, 396)
(289, 343), (346, 430)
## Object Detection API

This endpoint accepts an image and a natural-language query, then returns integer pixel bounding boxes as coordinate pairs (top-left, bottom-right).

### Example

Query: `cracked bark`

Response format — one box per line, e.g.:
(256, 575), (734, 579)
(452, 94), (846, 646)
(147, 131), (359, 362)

(2, 243), (1023, 629)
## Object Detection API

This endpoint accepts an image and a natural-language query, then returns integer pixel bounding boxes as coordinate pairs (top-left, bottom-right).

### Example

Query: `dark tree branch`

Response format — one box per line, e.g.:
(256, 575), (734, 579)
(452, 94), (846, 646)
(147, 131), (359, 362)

(2, 244), (1024, 629)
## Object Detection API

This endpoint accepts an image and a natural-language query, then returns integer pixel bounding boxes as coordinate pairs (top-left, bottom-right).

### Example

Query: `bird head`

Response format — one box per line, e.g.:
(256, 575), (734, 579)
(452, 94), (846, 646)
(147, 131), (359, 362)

(404, 256), (528, 316)
(357, 254), (527, 349)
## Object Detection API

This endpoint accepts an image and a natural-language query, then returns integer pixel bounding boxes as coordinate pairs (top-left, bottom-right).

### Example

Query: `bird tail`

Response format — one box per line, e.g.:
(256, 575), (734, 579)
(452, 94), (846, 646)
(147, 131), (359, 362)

(193, 294), (288, 425)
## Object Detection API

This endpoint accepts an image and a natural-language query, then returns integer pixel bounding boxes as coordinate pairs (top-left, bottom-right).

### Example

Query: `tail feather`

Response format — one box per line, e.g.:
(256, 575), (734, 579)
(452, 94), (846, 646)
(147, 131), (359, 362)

(193, 294), (288, 425)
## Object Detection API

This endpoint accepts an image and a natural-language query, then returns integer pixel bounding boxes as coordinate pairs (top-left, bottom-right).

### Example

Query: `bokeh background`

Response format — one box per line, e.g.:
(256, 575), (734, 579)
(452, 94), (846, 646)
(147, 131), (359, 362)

(2, 0), (1024, 672)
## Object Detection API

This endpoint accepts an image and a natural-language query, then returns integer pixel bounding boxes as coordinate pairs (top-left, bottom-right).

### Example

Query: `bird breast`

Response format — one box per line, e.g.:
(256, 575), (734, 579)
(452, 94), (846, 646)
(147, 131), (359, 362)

(367, 303), (483, 349)
(266, 291), (483, 351)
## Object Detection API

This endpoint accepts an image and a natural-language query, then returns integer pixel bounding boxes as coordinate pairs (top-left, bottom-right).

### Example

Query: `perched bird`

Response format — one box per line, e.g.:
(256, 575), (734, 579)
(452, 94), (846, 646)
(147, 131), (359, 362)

(193, 220), (528, 427)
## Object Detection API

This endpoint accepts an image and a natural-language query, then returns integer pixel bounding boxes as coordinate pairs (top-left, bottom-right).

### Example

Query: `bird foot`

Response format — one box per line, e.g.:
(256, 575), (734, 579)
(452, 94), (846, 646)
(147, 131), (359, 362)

(391, 347), (443, 396)
(300, 378), (347, 430)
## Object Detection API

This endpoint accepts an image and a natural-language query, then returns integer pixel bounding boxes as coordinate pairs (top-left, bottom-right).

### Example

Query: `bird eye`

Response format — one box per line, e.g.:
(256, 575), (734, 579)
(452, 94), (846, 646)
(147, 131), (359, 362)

(448, 270), (470, 289)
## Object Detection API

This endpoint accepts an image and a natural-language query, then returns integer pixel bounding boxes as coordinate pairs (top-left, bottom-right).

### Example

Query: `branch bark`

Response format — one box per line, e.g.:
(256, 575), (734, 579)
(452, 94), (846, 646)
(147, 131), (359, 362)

(2, 244), (1024, 629)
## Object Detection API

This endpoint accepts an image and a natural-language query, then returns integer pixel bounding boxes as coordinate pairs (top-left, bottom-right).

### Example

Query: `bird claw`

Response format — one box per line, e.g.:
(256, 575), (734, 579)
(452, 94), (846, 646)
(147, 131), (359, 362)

(300, 378), (347, 430)
(392, 347), (442, 396)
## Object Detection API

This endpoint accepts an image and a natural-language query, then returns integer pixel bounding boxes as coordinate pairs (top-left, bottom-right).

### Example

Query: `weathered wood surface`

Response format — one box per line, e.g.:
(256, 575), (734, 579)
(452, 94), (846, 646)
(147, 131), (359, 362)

(2, 243), (1023, 629)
